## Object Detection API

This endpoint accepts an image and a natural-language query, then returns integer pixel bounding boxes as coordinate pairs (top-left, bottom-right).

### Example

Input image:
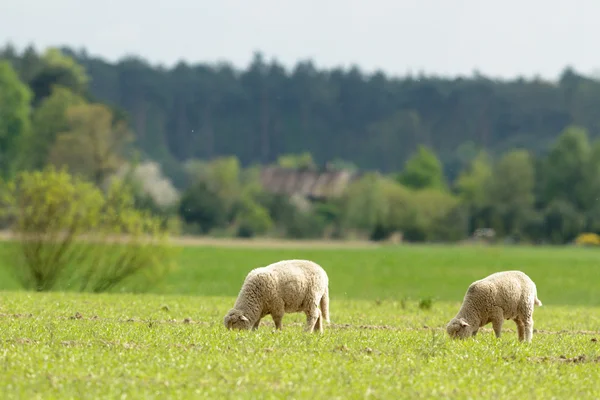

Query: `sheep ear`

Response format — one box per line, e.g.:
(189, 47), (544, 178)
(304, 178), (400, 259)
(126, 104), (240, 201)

(240, 315), (249, 322)
(459, 319), (470, 327)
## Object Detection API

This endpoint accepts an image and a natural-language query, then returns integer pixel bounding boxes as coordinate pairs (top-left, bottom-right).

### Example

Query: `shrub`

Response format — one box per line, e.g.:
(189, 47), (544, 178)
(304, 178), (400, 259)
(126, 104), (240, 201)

(234, 197), (273, 238)
(543, 200), (585, 244)
(285, 209), (328, 239)
(256, 193), (330, 239)
(0, 166), (175, 292)
(404, 189), (464, 242)
(178, 182), (226, 234)
(574, 232), (600, 246)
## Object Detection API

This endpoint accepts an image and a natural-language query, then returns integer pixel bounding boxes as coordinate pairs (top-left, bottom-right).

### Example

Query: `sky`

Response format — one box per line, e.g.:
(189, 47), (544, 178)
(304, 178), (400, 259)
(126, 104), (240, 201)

(2, 0), (598, 80)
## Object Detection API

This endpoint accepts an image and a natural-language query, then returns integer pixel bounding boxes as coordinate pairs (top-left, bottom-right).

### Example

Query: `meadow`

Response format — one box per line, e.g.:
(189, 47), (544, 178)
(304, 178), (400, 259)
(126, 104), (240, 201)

(1, 241), (600, 399)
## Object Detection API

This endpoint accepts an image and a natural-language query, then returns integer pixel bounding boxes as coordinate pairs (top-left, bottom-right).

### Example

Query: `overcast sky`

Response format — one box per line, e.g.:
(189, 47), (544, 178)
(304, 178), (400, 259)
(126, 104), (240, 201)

(2, 0), (597, 80)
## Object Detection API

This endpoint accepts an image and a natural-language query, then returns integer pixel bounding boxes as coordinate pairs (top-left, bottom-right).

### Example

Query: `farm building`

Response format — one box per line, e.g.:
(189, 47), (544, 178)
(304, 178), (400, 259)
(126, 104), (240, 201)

(259, 166), (361, 201)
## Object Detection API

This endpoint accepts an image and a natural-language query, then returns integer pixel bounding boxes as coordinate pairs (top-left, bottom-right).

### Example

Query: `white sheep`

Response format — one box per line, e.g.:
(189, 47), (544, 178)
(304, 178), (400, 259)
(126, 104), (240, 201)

(446, 270), (542, 342)
(223, 259), (330, 333)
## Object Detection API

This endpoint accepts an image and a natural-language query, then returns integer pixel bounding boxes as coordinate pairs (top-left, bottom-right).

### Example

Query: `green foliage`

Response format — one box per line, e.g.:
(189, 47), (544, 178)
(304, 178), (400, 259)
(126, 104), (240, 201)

(28, 48), (89, 104)
(396, 145), (446, 190)
(405, 189), (464, 242)
(285, 208), (329, 239)
(182, 156), (340, 239)
(341, 173), (463, 241)
(178, 182), (226, 234)
(0, 166), (175, 292)
(486, 149), (536, 236)
(341, 173), (388, 232)
(234, 197), (273, 238)
(540, 126), (591, 210)
(455, 150), (492, 207)
(581, 140), (600, 210)
(542, 200), (585, 244)
(428, 203), (470, 242)
(185, 156), (245, 218)
(42, 48), (89, 89)
(28, 85), (86, 169)
(378, 178), (415, 235)
(253, 192), (324, 239)
(8, 45), (600, 244)
(0, 61), (32, 179)
(49, 103), (133, 185)
(8, 44), (600, 184)
(488, 150), (535, 209)
(181, 157), (278, 235)
(204, 156), (242, 204)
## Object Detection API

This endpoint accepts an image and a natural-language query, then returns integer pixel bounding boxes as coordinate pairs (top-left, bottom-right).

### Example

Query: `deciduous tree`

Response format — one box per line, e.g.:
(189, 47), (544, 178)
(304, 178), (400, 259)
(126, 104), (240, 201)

(48, 103), (133, 185)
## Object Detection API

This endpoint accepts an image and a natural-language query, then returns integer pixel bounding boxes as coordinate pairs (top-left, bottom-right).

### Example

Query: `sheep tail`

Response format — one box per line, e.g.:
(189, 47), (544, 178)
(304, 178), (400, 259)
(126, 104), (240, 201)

(320, 286), (330, 323)
(534, 297), (542, 307)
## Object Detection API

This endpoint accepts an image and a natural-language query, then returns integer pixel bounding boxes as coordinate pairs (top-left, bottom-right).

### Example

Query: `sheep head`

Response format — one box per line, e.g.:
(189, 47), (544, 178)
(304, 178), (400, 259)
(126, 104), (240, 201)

(446, 317), (473, 339)
(223, 309), (252, 330)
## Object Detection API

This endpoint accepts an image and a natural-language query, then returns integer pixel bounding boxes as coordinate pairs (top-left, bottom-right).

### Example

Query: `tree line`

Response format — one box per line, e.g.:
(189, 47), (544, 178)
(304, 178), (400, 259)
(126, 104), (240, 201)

(5, 44), (599, 184)
(1, 43), (600, 245)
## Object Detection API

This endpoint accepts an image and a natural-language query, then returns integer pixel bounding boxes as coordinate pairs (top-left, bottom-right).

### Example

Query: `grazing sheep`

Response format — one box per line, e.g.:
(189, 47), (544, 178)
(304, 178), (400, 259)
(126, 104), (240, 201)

(223, 259), (330, 333)
(446, 270), (542, 342)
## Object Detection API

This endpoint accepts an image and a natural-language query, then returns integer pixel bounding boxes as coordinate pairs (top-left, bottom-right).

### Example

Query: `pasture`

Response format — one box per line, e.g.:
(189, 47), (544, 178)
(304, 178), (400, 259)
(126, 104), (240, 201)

(1, 241), (600, 398)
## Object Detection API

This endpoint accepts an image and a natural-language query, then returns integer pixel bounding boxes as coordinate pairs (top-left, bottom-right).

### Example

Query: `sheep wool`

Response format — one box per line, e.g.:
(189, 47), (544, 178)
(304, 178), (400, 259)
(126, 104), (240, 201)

(446, 270), (542, 342)
(224, 259), (330, 333)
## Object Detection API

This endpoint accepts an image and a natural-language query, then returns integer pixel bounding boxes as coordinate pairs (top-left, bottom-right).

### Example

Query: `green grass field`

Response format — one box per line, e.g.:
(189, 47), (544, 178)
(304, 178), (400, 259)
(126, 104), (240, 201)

(1, 242), (600, 398)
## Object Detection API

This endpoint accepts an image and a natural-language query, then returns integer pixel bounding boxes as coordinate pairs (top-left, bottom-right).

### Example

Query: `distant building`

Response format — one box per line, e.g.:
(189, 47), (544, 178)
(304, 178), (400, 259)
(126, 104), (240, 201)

(259, 166), (361, 201)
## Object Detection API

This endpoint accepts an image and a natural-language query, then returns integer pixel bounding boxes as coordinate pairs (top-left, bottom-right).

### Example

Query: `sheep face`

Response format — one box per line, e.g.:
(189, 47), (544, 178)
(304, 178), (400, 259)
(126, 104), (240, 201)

(223, 309), (252, 330)
(446, 318), (474, 339)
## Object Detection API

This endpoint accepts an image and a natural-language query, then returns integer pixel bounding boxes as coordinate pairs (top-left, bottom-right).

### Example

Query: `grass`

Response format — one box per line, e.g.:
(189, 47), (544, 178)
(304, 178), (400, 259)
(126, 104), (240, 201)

(1, 241), (600, 398)
(144, 244), (600, 305)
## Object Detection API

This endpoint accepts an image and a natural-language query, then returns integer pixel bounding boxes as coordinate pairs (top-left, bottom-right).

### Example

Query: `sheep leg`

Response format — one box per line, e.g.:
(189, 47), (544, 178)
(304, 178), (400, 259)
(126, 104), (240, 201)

(272, 313), (284, 330)
(491, 319), (504, 338)
(522, 316), (534, 343)
(471, 328), (479, 337)
(514, 318), (525, 341)
(313, 309), (323, 334)
(270, 301), (285, 330)
(320, 288), (330, 323)
(491, 307), (504, 338)
(305, 307), (320, 333)
(252, 318), (261, 330)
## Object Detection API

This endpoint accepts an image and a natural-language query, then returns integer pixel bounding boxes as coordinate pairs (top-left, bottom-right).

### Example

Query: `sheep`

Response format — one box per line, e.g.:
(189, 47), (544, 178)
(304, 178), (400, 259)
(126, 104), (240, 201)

(446, 270), (542, 342)
(223, 259), (330, 333)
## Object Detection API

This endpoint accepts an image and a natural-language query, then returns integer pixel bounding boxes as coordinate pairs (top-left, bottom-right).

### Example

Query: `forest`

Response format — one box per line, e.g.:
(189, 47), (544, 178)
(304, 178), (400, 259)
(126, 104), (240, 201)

(1, 43), (600, 245)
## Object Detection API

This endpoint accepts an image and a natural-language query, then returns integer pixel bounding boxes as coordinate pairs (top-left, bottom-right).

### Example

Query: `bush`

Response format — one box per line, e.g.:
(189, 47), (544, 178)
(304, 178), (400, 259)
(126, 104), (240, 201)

(256, 193), (329, 239)
(0, 166), (175, 292)
(574, 233), (600, 246)
(178, 182), (226, 234)
(234, 197), (273, 238)
(519, 210), (545, 243)
(428, 204), (469, 242)
(543, 200), (585, 244)
(402, 189), (464, 242)
(340, 173), (390, 235)
(285, 210), (328, 239)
